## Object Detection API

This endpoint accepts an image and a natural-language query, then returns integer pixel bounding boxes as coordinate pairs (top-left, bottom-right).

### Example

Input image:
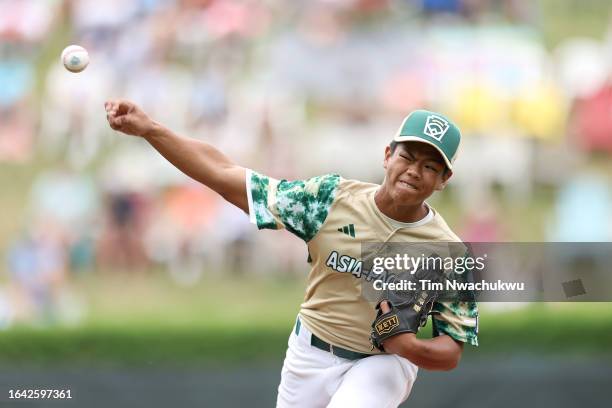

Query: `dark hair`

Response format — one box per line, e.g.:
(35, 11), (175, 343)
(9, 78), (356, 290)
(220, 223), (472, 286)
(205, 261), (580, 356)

(389, 140), (400, 154)
(388, 141), (450, 176)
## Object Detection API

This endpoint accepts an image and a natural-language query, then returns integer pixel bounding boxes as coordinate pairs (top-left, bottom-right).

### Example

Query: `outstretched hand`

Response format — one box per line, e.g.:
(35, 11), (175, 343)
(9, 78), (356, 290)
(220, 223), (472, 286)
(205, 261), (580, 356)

(104, 100), (156, 137)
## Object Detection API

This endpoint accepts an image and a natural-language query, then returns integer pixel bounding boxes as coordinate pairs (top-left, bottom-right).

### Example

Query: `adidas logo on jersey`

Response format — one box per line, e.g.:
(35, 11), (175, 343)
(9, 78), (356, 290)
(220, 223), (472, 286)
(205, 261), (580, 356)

(337, 224), (355, 238)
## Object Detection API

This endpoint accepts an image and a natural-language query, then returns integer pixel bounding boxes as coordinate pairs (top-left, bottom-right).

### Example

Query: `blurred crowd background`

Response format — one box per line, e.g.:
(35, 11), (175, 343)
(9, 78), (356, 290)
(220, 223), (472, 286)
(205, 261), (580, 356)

(1, 0), (612, 328)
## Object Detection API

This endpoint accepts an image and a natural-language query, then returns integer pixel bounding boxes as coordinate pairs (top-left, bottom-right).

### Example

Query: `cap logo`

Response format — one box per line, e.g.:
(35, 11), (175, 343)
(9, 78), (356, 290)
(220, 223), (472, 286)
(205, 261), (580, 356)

(423, 115), (450, 141)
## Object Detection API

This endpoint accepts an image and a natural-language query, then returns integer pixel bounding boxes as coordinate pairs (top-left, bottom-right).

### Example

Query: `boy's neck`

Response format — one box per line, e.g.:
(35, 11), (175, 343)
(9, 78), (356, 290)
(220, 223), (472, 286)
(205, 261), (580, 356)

(374, 188), (429, 223)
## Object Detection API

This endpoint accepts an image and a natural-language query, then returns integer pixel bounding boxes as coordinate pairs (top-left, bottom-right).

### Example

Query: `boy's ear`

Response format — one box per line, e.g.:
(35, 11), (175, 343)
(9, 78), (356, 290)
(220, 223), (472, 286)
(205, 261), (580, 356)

(384, 146), (392, 170)
(435, 169), (452, 191)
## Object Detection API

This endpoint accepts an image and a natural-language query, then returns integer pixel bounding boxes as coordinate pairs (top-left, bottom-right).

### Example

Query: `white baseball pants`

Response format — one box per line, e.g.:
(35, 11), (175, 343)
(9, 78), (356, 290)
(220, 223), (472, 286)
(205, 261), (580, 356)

(276, 316), (418, 408)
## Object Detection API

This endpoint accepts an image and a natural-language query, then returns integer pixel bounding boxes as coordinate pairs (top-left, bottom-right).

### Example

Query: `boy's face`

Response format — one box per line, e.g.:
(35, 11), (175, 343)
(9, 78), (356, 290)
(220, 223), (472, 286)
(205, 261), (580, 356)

(383, 141), (452, 206)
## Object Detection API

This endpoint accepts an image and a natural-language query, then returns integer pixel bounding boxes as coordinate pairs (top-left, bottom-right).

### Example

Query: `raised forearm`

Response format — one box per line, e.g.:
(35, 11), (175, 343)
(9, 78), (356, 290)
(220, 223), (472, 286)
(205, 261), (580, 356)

(383, 333), (463, 371)
(144, 122), (248, 211)
(144, 122), (244, 198)
(105, 100), (248, 211)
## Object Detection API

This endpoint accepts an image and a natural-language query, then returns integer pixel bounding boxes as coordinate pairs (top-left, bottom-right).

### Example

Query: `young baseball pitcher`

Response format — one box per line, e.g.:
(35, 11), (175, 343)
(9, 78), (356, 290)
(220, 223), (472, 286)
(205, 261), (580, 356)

(105, 101), (478, 407)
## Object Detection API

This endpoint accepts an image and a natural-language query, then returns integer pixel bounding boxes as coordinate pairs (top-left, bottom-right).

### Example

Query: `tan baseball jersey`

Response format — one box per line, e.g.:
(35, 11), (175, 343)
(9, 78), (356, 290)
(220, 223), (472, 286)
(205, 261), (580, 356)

(246, 169), (479, 353)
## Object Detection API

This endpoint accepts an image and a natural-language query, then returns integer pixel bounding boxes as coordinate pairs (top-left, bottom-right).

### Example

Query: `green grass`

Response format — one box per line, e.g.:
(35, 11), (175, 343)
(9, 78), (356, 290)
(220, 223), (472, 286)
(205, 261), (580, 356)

(0, 273), (610, 365)
(473, 303), (612, 356)
(0, 304), (609, 366)
(0, 273), (303, 365)
(76, 272), (304, 328)
(0, 325), (290, 366)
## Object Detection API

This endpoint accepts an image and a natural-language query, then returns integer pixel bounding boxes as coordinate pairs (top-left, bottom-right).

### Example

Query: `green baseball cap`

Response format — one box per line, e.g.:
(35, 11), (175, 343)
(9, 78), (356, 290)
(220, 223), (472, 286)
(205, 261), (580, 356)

(393, 109), (461, 170)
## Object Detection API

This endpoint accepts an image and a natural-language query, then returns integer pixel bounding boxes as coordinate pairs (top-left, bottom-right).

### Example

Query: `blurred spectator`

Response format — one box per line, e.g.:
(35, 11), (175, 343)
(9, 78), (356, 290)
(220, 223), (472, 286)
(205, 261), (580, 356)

(0, 49), (33, 109)
(0, 0), (58, 43)
(550, 170), (612, 242)
(453, 136), (533, 203)
(28, 167), (99, 271)
(569, 82), (612, 153)
(143, 182), (220, 282)
(0, 286), (12, 329)
(69, 0), (140, 40)
(513, 81), (567, 141)
(6, 221), (68, 325)
(97, 191), (151, 271)
(29, 168), (99, 230)
(0, 43), (36, 162)
(460, 197), (506, 242)
(555, 38), (609, 99)
(422, 0), (461, 14)
(0, 102), (35, 162)
(39, 60), (115, 167)
(3, 0), (612, 327)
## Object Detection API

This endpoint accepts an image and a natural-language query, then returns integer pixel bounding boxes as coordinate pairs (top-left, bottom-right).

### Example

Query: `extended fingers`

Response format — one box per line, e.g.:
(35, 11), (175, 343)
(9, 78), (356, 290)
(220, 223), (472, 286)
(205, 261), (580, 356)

(104, 100), (120, 118)
(105, 104), (125, 129)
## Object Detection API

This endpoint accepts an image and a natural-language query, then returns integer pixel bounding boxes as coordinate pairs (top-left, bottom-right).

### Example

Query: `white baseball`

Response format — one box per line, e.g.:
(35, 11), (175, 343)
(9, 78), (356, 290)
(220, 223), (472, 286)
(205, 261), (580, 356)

(61, 45), (89, 73)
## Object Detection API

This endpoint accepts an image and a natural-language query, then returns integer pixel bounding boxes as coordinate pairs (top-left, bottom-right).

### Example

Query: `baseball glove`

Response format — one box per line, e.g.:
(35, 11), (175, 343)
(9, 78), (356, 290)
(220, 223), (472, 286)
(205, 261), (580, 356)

(370, 262), (444, 351)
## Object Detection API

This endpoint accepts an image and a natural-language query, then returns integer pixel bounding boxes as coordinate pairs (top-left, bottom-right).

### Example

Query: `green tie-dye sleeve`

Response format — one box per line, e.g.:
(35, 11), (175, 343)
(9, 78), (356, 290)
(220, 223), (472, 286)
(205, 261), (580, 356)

(432, 300), (479, 346)
(246, 169), (341, 242)
(430, 247), (479, 345)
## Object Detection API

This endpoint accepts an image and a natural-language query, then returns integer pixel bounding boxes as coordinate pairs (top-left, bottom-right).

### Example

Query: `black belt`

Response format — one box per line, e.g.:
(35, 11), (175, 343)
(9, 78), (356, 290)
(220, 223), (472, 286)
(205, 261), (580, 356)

(295, 317), (373, 361)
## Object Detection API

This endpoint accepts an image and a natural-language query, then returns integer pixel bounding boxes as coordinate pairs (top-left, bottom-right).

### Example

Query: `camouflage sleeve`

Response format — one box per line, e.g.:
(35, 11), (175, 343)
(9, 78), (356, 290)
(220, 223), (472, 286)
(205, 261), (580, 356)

(246, 169), (341, 242)
(431, 300), (479, 346)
